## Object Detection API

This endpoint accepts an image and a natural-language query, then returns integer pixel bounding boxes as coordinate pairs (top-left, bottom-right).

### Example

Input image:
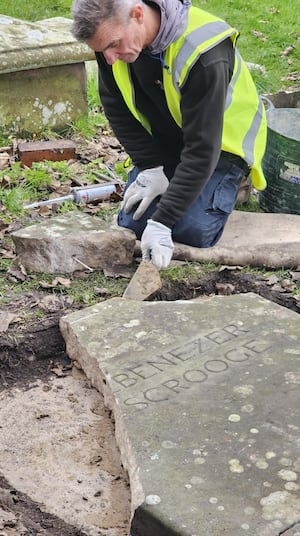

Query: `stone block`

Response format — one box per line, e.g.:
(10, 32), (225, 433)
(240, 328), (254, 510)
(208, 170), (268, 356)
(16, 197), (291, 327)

(0, 16), (94, 133)
(171, 211), (300, 269)
(18, 140), (76, 167)
(60, 294), (300, 536)
(11, 212), (136, 273)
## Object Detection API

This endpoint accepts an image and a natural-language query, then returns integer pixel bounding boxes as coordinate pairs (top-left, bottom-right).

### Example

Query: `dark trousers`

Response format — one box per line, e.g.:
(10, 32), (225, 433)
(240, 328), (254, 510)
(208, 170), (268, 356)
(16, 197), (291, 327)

(118, 153), (246, 248)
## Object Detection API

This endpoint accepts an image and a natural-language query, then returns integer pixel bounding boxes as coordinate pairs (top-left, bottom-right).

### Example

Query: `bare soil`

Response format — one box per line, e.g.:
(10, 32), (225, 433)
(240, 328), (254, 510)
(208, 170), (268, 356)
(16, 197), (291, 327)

(0, 263), (299, 536)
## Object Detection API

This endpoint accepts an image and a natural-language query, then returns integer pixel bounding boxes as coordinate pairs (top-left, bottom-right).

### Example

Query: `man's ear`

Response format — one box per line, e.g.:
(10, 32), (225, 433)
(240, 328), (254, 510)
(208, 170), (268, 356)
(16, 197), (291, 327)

(129, 3), (144, 23)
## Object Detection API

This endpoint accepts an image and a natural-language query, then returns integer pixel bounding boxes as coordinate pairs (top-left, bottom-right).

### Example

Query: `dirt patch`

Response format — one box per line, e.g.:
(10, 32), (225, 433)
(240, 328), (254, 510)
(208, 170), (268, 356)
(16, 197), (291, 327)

(153, 269), (300, 314)
(0, 268), (299, 536)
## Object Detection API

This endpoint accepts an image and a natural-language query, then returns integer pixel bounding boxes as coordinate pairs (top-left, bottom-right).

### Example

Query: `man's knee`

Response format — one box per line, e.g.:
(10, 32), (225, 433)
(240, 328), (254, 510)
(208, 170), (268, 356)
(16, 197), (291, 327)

(173, 213), (228, 248)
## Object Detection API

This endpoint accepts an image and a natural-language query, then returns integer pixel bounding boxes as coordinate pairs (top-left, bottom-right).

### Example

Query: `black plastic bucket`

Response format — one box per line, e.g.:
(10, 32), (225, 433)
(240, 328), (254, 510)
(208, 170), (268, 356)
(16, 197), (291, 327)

(259, 97), (300, 214)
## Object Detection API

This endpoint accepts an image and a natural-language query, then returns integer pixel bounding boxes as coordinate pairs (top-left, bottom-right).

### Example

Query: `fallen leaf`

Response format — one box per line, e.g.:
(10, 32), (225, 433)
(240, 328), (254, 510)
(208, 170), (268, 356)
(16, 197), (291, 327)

(39, 277), (71, 288)
(251, 30), (268, 41)
(103, 264), (133, 278)
(18, 263), (27, 277)
(39, 280), (54, 289)
(281, 278), (296, 290)
(73, 270), (89, 279)
(266, 274), (280, 285)
(0, 248), (16, 259)
(94, 286), (110, 296)
(281, 71), (299, 82)
(0, 152), (10, 171)
(38, 205), (52, 216)
(0, 312), (18, 332)
(290, 271), (300, 281)
(272, 284), (288, 293)
(0, 174), (12, 188)
(219, 265), (243, 271)
(51, 364), (66, 377)
(0, 219), (9, 232)
(280, 45), (295, 57)
(215, 282), (235, 295)
(52, 276), (71, 287)
(7, 266), (27, 282)
(39, 294), (64, 312)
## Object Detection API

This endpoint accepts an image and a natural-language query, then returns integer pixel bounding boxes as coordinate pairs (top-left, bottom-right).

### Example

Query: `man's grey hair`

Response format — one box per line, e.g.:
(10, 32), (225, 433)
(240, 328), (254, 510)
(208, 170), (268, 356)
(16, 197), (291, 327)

(72, 0), (140, 41)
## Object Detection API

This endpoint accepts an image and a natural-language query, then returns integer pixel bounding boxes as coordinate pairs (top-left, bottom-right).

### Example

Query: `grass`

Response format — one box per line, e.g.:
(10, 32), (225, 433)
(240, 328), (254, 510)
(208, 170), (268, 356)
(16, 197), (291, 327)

(194, 0), (299, 92)
(0, 160), (72, 215)
(0, 266), (129, 307)
(0, 158), (125, 217)
(235, 194), (262, 213)
(0, 0), (72, 21)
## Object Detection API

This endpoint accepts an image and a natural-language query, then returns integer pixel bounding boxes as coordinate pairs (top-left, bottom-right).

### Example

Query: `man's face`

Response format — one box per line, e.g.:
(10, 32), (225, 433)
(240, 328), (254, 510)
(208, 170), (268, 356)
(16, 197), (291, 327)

(87, 6), (145, 65)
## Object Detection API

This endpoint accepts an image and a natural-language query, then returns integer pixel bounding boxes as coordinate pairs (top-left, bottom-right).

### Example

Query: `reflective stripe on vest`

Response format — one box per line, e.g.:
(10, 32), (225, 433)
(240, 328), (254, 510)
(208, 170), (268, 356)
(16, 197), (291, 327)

(112, 62), (151, 134)
(112, 7), (267, 190)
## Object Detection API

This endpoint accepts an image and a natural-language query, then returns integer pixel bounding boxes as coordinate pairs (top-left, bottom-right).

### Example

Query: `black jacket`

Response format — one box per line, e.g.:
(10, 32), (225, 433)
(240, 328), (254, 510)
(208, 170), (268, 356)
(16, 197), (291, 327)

(96, 38), (234, 228)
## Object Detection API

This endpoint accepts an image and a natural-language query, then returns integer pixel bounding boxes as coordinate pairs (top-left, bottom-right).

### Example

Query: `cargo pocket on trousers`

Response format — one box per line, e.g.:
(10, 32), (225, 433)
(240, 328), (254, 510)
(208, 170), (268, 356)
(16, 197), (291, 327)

(212, 164), (243, 214)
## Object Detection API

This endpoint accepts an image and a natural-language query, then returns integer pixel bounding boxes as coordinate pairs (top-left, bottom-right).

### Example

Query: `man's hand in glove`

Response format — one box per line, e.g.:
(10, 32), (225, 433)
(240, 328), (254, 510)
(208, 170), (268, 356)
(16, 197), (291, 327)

(141, 219), (174, 270)
(122, 166), (169, 220)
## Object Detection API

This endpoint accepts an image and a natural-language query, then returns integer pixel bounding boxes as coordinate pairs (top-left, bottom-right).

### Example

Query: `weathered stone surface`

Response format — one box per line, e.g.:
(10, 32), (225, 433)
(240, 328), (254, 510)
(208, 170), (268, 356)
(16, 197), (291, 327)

(0, 16), (94, 133)
(170, 211), (300, 269)
(284, 523), (300, 535)
(60, 294), (300, 536)
(0, 16), (93, 74)
(0, 62), (88, 133)
(11, 212), (136, 273)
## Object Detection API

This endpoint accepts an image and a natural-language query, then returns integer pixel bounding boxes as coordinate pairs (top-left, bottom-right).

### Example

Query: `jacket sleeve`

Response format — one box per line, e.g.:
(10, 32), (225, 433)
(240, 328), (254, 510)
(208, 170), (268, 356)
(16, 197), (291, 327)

(96, 52), (166, 170)
(151, 38), (234, 228)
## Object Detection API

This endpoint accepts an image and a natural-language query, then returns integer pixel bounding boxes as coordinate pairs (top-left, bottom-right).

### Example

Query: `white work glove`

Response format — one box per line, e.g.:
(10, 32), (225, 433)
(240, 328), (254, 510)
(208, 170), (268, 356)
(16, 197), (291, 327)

(122, 166), (169, 220)
(141, 219), (174, 270)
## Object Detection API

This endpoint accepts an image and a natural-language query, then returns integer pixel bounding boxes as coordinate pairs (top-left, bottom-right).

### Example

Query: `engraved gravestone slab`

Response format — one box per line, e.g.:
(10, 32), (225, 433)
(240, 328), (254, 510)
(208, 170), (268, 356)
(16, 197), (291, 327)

(60, 294), (300, 536)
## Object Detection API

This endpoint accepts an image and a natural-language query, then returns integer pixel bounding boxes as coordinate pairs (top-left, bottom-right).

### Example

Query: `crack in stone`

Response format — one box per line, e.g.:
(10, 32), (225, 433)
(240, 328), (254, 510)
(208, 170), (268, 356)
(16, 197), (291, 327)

(278, 520), (300, 535)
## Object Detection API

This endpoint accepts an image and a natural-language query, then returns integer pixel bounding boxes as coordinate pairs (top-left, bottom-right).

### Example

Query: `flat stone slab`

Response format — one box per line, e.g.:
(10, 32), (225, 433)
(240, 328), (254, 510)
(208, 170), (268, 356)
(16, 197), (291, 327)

(60, 294), (300, 536)
(0, 16), (93, 74)
(172, 211), (300, 269)
(11, 212), (136, 273)
(284, 524), (300, 536)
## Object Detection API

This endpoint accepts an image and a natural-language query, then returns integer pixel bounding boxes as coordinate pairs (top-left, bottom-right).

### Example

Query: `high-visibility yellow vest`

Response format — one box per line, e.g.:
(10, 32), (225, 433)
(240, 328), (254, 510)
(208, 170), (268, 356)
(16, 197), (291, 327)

(112, 6), (267, 190)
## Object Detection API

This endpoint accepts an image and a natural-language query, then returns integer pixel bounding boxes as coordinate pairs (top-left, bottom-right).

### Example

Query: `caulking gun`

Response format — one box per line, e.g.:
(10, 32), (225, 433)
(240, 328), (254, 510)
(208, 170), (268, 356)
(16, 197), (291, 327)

(24, 183), (119, 210)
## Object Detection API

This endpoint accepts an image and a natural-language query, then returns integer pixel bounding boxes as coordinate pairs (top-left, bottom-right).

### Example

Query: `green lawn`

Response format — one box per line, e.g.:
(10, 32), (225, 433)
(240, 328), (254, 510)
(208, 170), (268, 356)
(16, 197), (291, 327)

(0, 0), (72, 21)
(195, 0), (299, 92)
(0, 0), (299, 92)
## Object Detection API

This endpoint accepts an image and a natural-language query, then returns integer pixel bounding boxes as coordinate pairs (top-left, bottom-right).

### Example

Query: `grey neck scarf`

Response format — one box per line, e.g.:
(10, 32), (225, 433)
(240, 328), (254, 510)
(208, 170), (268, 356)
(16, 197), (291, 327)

(146, 0), (191, 54)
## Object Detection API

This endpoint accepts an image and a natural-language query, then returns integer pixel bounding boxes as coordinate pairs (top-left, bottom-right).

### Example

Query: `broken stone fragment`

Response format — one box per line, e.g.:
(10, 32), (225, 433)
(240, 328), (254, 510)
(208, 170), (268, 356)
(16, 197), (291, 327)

(11, 212), (136, 273)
